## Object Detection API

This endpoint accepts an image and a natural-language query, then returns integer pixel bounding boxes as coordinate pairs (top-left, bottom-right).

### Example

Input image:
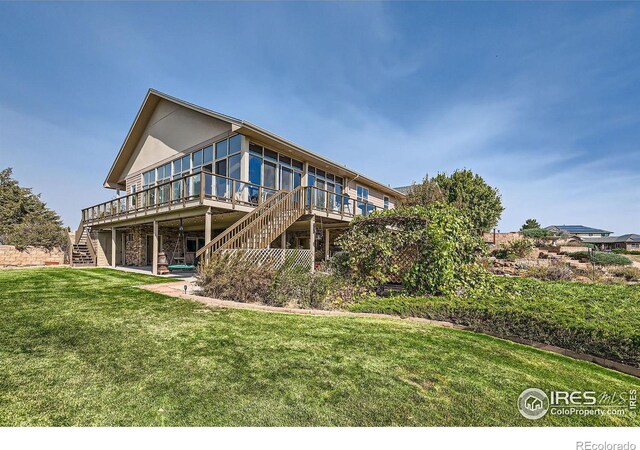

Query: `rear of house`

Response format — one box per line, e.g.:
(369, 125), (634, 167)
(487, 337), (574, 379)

(72, 89), (404, 273)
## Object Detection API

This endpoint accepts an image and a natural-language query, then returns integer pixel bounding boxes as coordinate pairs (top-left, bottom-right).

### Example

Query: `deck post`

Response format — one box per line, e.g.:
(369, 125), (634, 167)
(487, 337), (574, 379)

(281, 230), (286, 249)
(324, 229), (330, 261)
(111, 227), (117, 268)
(121, 232), (126, 265)
(205, 207), (212, 246)
(152, 220), (159, 275)
(309, 215), (315, 273)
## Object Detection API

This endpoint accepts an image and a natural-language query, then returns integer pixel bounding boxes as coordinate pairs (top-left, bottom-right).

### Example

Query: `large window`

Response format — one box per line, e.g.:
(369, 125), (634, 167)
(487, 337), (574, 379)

(213, 135), (241, 198)
(356, 185), (374, 215)
(248, 142), (303, 203)
(308, 166), (343, 211)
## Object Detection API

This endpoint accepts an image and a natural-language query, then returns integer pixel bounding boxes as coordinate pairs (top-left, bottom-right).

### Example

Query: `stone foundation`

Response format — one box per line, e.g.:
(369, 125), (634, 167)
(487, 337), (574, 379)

(123, 225), (204, 266)
(0, 245), (66, 267)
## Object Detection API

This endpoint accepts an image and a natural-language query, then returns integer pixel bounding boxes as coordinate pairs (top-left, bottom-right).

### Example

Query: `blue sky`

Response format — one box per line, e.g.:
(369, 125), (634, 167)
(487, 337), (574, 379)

(0, 2), (638, 232)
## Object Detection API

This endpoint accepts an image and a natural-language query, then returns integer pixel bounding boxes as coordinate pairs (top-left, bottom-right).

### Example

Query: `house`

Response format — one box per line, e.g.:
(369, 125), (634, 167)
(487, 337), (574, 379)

(580, 234), (640, 252)
(71, 89), (404, 273)
(544, 225), (613, 238)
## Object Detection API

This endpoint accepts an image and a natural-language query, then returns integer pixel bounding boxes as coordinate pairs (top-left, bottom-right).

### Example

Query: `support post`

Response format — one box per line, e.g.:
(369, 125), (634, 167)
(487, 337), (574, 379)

(281, 230), (286, 249)
(111, 227), (117, 268)
(324, 229), (330, 261)
(152, 220), (159, 275)
(121, 232), (126, 265)
(205, 207), (212, 246)
(309, 215), (315, 273)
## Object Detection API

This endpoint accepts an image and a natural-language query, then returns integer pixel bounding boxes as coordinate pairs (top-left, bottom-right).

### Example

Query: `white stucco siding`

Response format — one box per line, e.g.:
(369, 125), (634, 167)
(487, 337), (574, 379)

(119, 99), (232, 181)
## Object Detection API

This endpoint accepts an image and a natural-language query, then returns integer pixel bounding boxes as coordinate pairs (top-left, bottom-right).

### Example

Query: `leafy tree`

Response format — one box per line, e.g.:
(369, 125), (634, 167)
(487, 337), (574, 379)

(403, 175), (445, 207)
(405, 169), (503, 232)
(520, 228), (552, 239)
(0, 168), (66, 250)
(520, 218), (541, 230)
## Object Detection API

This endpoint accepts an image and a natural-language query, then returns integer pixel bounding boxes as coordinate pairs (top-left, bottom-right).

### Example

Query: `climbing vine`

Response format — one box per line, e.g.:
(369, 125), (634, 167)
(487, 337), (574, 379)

(336, 204), (489, 296)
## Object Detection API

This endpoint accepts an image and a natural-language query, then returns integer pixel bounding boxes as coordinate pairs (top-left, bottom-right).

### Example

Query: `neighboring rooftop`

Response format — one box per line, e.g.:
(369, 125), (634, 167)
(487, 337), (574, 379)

(581, 234), (640, 244)
(545, 225), (613, 235)
(393, 185), (413, 195)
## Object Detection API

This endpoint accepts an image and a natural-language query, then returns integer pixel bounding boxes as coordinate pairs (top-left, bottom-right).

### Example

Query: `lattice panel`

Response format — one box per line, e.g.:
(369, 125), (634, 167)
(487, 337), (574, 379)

(220, 248), (314, 273)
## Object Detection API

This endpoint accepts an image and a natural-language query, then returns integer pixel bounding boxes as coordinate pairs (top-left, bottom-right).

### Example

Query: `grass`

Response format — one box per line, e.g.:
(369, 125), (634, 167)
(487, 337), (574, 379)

(0, 268), (638, 426)
(349, 276), (640, 367)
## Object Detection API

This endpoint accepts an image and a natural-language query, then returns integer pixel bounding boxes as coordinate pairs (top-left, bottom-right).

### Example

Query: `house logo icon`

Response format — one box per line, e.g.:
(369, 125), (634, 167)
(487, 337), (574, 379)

(518, 388), (549, 419)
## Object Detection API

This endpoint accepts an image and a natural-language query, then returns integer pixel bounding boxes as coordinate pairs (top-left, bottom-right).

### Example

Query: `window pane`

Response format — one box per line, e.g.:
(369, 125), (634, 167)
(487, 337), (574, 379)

(203, 145), (213, 164)
(249, 155), (262, 185)
(264, 161), (277, 189)
(229, 154), (241, 180)
(308, 174), (315, 186)
(149, 171), (155, 183)
(173, 159), (182, 175)
(293, 172), (301, 188)
(229, 135), (241, 154)
(335, 177), (343, 186)
(281, 167), (293, 191)
(280, 155), (291, 165)
(292, 159), (303, 170)
(182, 155), (191, 171)
(264, 148), (278, 160)
(215, 160), (227, 176)
(193, 150), (203, 167)
(216, 140), (228, 159)
(249, 143), (262, 155)
(157, 166), (164, 180)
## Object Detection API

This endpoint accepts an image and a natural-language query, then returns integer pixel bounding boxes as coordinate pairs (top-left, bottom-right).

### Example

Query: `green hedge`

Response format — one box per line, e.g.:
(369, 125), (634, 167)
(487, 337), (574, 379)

(349, 276), (640, 367)
(569, 251), (632, 266)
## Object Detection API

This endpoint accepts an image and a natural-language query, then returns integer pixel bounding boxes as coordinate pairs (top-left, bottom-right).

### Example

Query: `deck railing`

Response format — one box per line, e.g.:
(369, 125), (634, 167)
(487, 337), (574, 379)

(81, 171), (383, 224)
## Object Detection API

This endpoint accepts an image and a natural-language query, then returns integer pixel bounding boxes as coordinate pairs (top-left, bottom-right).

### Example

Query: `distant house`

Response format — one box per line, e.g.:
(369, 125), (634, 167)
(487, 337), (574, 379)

(545, 225), (613, 238)
(393, 185), (412, 195)
(580, 234), (640, 252)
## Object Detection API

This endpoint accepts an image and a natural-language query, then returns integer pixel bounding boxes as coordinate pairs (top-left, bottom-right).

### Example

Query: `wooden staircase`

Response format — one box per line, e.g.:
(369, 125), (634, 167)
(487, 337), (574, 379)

(71, 227), (96, 267)
(196, 186), (307, 260)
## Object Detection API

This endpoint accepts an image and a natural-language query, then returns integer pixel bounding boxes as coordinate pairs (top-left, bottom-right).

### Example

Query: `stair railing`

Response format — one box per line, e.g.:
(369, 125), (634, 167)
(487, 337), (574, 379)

(85, 228), (97, 266)
(197, 186), (306, 260)
(195, 189), (289, 259)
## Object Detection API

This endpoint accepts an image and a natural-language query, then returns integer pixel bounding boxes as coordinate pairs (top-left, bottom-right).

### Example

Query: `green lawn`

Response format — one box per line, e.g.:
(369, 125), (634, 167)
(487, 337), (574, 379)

(350, 276), (640, 368)
(0, 268), (638, 426)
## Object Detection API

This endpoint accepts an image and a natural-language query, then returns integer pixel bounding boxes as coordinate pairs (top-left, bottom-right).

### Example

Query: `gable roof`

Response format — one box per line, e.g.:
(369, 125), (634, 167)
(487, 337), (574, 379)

(581, 234), (640, 244)
(104, 89), (404, 198)
(545, 225), (613, 234)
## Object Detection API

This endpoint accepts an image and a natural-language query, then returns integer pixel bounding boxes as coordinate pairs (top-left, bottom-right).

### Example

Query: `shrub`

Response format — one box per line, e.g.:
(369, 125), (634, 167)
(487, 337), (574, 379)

(523, 262), (574, 281)
(195, 252), (275, 303)
(337, 204), (489, 296)
(270, 269), (341, 309)
(494, 238), (534, 260)
(609, 266), (640, 281)
(520, 228), (552, 239)
(569, 251), (632, 266)
(196, 252), (349, 309)
(612, 249), (640, 256)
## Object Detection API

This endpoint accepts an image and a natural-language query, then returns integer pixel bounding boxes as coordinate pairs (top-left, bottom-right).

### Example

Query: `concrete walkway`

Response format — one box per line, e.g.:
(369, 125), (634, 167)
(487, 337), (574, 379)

(139, 281), (640, 378)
